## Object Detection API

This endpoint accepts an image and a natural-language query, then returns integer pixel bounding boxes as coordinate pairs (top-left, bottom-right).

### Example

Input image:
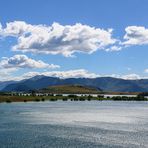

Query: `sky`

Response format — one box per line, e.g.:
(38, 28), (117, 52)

(0, 0), (148, 81)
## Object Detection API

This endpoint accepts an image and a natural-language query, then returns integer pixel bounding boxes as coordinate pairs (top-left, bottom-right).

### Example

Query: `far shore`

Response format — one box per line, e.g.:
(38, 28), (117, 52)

(0, 93), (148, 103)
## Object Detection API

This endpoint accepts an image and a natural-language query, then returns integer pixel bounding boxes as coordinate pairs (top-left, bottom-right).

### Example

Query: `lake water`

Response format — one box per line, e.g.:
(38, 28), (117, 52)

(0, 101), (148, 148)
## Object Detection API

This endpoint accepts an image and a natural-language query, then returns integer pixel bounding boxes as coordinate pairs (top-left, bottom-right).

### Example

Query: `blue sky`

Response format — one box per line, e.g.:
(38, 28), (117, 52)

(0, 0), (148, 80)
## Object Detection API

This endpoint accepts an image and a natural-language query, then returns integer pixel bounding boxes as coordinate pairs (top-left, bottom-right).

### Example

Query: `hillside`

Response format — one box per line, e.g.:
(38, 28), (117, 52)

(0, 81), (17, 90)
(40, 85), (101, 94)
(2, 75), (148, 92)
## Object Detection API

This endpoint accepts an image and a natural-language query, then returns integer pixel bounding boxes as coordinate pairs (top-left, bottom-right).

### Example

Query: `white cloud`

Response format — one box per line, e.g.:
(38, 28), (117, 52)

(21, 69), (100, 80)
(0, 68), (17, 77)
(0, 68), (146, 81)
(102, 73), (142, 80)
(9, 70), (144, 81)
(123, 26), (148, 45)
(0, 68), (19, 82)
(105, 45), (122, 52)
(121, 73), (141, 80)
(0, 21), (117, 57)
(144, 69), (148, 73)
(2, 22), (148, 56)
(0, 54), (60, 69)
(127, 67), (131, 71)
(3, 69), (99, 81)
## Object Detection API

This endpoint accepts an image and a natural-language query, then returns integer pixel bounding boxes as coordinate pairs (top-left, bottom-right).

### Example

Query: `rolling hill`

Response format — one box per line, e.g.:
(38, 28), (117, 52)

(40, 85), (101, 94)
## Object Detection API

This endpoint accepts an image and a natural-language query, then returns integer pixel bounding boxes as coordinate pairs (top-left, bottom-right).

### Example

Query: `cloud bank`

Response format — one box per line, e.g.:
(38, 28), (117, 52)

(0, 67), (145, 81)
(10, 70), (144, 81)
(0, 21), (117, 57)
(98, 73), (142, 80)
(21, 69), (100, 80)
(1, 21), (148, 55)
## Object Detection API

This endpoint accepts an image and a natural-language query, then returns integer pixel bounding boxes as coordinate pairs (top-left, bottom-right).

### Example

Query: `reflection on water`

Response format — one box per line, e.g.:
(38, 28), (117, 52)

(0, 101), (148, 148)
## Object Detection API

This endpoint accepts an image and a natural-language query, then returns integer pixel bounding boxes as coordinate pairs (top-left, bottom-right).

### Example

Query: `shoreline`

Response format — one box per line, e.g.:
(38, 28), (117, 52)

(0, 95), (147, 103)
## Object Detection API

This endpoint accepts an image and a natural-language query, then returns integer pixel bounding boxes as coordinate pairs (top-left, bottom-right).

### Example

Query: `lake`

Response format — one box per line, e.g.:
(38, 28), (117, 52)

(0, 101), (148, 148)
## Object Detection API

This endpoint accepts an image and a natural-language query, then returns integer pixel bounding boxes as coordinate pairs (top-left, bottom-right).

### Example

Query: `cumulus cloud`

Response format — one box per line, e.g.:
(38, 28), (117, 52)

(2, 21), (148, 56)
(123, 26), (148, 45)
(0, 54), (60, 69)
(0, 21), (117, 57)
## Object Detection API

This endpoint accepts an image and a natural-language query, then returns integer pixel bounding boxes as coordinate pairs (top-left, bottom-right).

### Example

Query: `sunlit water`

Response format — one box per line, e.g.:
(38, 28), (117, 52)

(0, 101), (148, 148)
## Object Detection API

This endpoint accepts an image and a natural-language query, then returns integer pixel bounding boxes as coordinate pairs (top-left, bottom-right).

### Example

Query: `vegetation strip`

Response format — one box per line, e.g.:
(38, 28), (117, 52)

(0, 94), (147, 103)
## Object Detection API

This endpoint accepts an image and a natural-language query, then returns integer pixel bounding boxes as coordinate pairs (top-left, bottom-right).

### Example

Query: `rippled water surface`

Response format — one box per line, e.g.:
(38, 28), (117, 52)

(0, 101), (148, 148)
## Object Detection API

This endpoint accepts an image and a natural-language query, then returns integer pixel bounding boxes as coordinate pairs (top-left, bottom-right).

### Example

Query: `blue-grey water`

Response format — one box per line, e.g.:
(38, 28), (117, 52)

(0, 101), (148, 148)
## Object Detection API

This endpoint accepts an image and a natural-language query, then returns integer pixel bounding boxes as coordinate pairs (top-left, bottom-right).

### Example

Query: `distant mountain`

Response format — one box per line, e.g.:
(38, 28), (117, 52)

(2, 76), (148, 92)
(0, 81), (17, 90)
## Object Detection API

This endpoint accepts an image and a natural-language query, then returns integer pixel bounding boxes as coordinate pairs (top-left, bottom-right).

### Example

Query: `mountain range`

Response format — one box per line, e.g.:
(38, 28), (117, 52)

(1, 75), (148, 92)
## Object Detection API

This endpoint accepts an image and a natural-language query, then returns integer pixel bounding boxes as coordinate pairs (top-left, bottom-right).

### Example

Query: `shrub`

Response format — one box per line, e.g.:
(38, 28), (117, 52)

(87, 95), (93, 99)
(56, 94), (63, 97)
(50, 98), (57, 101)
(6, 100), (11, 103)
(68, 95), (77, 98)
(79, 98), (85, 101)
(62, 98), (68, 101)
(41, 98), (45, 101)
(34, 98), (40, 102)
(73, 98), (79, 101)
(97, 95), (104, 98)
